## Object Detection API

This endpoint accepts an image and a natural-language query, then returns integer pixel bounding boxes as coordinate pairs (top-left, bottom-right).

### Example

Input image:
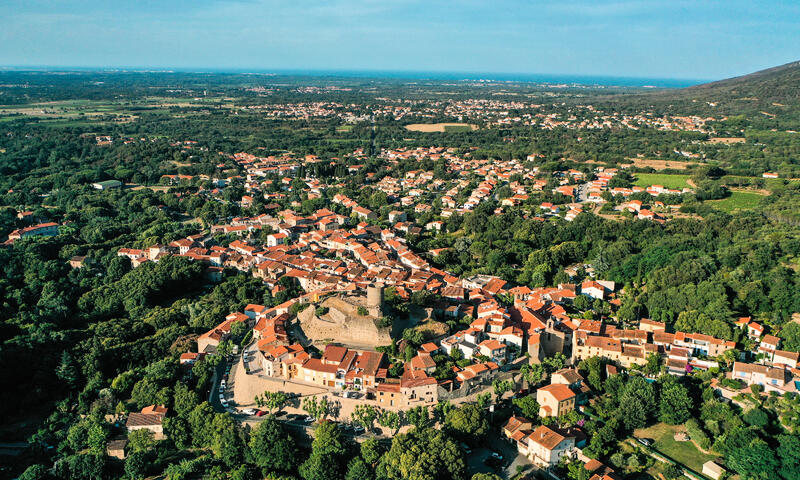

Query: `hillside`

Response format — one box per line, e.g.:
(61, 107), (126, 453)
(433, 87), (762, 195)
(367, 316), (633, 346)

(681, 60), (800, 107)
(597, 60), (800, 127)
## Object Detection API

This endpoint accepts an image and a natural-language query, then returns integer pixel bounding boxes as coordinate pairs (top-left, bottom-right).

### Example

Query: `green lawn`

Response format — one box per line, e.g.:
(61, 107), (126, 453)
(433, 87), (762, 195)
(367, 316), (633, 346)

(708, 191), (764, 212)
(633, 173), (691, 189)
(634, 423), (717, 473)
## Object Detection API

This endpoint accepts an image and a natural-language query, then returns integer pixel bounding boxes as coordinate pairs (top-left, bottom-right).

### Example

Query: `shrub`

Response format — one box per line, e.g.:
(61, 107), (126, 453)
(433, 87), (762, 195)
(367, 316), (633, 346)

(377, 316), (393, 328)
(720, 378), (745, 390)
(685, 418), (711, 450)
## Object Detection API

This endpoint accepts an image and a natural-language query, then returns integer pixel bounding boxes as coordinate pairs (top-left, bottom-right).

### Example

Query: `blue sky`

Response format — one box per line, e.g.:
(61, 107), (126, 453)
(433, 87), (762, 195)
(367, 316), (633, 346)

(1, 0), (798, 81)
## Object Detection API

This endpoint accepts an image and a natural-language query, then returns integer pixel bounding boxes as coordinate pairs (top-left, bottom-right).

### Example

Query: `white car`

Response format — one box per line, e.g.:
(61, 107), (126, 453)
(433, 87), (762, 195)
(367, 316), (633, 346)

(242, 408), (257, 415)
(221, 400), (229, 408)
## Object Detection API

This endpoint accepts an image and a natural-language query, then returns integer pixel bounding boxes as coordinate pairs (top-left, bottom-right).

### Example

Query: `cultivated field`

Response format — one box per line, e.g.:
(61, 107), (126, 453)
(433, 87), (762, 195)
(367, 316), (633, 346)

(626, 157), (698, 170)
(633, 173), (691, 189)
(707, 137), (746, 144)
(708, 190), (765, 212)
(405, 123), (477, 132)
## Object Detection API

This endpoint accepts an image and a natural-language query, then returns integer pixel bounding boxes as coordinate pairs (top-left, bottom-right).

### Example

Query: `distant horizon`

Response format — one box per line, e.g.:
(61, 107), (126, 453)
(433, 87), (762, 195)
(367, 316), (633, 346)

(0, 65), (710, 88)
(2, 1), (798, 83)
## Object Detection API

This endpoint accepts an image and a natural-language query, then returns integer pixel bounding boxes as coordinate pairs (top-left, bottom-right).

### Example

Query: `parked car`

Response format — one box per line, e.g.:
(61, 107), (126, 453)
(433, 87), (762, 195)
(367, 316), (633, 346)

(460, 443), (472, 454)
(242, 408), (257, 415)
(484, 456), (502, 470)
(255, 410), (266, 417)
(489, 452), (503, 460)
(353, 425), (365, 434)
(637, 438), (652, 447)
(304, 416), (315, 423)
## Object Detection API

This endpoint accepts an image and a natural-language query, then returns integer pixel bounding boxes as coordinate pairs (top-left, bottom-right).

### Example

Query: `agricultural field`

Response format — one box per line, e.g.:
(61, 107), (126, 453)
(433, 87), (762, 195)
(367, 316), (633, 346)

(626, 157), (699, 170)
(708, 190), (765, 212)
(632, 173), (691, 189)
(404, 123), (477, 132)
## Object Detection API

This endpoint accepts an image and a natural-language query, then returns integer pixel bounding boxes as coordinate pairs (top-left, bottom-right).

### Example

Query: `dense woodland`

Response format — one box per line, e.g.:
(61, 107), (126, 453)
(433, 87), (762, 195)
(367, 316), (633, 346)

(1, 67), (800, 480)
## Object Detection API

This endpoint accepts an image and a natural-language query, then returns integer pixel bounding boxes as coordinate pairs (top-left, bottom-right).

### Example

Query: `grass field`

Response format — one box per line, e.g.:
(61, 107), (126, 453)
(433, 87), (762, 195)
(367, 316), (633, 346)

(708, 190), (764, 212)
(443, 124), (475, 133)
(633, 423), (716, 473)
(633, 173), (691, 189)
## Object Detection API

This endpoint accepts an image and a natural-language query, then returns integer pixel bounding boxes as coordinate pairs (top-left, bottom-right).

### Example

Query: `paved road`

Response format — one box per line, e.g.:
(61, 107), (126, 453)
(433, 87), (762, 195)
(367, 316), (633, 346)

(0, 443), (27, 457)
(210, 357), (233, 413)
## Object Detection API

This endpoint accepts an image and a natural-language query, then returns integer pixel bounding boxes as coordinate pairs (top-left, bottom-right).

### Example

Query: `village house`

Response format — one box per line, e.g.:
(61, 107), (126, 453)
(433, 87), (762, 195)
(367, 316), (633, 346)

(125, 405), (167, 439)
(550, 368), (590, 404)
(731, 361), (794, 394)
(106, 438), (128, 460)
(197, 313), (249, 353)
(6, 222), (59, 243)
(537, 383), (576, 417)
(525, 425), (576, 466)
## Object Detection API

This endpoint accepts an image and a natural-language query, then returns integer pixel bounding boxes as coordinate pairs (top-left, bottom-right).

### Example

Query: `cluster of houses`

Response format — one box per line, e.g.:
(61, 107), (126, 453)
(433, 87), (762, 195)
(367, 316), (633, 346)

(500, 368), (589, 466)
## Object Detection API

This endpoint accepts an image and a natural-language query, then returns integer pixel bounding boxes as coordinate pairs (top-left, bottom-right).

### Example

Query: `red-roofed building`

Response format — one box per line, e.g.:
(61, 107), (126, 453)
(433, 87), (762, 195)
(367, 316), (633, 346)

(537, 383), (576, 417)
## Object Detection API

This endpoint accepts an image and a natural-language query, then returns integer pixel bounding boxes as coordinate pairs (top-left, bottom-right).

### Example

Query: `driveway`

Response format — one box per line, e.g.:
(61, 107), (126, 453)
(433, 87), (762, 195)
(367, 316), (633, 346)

(466, 432), (529, 479)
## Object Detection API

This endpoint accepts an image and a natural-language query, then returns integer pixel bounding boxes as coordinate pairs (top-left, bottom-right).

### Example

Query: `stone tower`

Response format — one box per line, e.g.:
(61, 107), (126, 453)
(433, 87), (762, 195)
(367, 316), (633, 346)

(366, 283), (384, 317)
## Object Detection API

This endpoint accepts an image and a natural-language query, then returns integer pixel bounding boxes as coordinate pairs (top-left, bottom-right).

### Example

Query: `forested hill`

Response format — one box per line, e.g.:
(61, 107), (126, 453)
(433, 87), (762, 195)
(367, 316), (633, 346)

(686, 60), (800, 100)
(601, 60), (800, 127)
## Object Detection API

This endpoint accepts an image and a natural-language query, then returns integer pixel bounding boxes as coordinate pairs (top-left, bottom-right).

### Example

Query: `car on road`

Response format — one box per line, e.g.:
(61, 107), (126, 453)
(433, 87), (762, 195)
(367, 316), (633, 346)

(303, 416), (314, 423)
(636, 438), (652, 447)
(242, 408), (257, 415)
(255, 410), (266, 417)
